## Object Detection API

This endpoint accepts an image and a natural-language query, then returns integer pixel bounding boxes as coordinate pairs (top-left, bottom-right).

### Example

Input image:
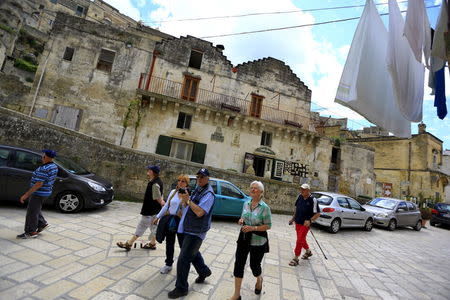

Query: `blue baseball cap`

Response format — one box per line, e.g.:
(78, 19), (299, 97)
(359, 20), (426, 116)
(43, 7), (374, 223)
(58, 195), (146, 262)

(197, 168), (210, 177)
(42, 149), (57, 158)
(147, 165), (160, 174)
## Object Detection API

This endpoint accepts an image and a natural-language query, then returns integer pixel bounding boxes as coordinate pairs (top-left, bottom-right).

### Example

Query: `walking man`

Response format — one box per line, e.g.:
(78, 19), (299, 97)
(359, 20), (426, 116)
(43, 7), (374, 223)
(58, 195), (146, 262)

(17, 149), (58, 239)
(168, 168), (215, 299)
(117, 165), (164, 250)
(288, 183), (320, 266)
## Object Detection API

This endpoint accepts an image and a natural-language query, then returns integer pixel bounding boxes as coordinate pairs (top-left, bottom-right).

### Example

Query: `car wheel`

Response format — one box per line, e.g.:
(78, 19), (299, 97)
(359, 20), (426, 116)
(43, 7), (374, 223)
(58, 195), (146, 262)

(329, 218), (341, 234)
(56, 192), (83, 213)
(387, 219), (396, 231)
(414, 220), (422, 231)
(364, 218), (373, 231)
(430, 220), (436, 227)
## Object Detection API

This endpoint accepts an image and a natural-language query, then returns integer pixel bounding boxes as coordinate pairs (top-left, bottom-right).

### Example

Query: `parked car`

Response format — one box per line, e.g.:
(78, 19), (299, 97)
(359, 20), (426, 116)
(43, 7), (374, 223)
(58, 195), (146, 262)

(312, 192), (374, 233)
(430, 203), (450, 227)
(0, 145), (114, 213)
(363, 197), (422, 231)
(174, 175), (250, 217)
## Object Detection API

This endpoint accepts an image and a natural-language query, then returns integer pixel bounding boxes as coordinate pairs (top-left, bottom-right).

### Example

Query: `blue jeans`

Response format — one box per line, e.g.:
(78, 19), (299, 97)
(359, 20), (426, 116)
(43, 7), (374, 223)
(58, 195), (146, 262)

(175, 234), (211, 292)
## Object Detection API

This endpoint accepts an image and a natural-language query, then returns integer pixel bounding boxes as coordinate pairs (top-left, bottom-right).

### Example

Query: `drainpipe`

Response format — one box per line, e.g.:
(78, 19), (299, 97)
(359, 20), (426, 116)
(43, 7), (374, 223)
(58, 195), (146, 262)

(145, 50), (158, 90)
(408, 141), (411, 195)
(29, 39), (54, 117)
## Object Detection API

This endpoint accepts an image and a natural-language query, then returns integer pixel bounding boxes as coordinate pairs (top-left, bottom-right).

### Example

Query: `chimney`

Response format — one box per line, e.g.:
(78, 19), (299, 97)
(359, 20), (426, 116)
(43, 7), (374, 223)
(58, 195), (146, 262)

(216, 44), (225, 52)
(418, 122), (426, 134)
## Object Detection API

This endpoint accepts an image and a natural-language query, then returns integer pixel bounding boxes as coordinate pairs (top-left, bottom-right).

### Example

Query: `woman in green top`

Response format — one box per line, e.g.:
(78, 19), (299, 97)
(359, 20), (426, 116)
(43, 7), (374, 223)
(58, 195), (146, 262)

(228, 181), (272, 300)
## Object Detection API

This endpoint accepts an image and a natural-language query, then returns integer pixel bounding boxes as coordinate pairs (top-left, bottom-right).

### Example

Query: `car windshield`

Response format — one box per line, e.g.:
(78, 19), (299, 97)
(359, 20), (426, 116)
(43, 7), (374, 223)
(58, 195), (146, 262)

(312, 193), (333, 205)
(54, 156), (90, 175)
(436, 203), (450, 212)
(368, 198), (397, 210)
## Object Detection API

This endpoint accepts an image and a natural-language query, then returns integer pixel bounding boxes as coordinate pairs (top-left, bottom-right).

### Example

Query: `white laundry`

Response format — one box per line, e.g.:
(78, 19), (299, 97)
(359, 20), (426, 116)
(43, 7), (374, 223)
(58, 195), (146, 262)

(335, 0), (411, 138)
(387, 0), (424, 122)
(404, 0), (431, 67)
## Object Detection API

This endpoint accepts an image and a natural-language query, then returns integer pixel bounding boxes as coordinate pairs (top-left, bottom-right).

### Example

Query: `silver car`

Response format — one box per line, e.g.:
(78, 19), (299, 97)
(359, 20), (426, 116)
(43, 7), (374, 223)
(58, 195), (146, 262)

(313, 192), (374, 233)
(363, 197), (422, 231)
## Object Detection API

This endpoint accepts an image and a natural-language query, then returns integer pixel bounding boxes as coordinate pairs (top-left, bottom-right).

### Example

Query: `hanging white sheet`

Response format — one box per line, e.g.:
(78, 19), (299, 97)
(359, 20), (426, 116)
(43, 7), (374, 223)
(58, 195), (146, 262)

(386, 0), (424, 122)
(335, 0), (411, 138)
(431, 0), (448, 71)
(404, 0), (431, 67)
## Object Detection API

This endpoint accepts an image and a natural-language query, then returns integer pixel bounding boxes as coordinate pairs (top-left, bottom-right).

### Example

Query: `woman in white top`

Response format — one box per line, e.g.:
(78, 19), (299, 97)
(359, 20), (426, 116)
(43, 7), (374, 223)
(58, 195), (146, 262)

(154, 174), (189, 274)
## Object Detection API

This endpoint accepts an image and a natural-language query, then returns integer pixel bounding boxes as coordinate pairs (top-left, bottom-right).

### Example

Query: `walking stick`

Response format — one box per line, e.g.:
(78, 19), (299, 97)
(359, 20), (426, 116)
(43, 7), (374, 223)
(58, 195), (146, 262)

(309, 229), (328, 260)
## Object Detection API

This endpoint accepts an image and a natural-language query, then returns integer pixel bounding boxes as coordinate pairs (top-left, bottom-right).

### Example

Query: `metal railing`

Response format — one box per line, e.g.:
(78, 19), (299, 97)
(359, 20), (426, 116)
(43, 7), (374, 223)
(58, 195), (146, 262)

(138, 73), (309, 127)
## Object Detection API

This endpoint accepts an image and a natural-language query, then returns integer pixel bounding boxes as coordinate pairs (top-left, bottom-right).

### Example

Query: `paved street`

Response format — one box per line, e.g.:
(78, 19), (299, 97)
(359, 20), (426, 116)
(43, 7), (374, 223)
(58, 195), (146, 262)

(1, 201), (450, 300)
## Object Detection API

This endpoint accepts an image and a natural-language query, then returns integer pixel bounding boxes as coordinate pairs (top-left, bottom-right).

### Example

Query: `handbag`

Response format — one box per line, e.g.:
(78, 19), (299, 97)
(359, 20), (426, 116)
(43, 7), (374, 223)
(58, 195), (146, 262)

(156, 190), (178, 243)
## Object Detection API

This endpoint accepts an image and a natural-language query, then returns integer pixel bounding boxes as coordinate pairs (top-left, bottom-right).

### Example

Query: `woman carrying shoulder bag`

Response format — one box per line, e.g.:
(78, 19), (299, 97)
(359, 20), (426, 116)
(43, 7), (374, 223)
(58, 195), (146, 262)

(228, 181), (272, 300)
(153, 174), (189, 274)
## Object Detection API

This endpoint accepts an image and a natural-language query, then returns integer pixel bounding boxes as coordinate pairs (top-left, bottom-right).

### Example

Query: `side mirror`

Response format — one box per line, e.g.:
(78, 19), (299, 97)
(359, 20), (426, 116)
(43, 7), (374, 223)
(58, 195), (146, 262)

(360, 207), (366, 211)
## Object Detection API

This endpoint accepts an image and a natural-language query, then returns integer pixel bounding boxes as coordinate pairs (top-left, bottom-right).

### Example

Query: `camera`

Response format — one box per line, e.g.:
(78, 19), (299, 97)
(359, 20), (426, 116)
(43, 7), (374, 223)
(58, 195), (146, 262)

(178, 188), (187, 194)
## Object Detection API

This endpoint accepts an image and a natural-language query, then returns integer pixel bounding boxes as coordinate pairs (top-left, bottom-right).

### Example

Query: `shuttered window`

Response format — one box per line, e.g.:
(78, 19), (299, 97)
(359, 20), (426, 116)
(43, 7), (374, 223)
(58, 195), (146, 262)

(155, 135), (206, 164)
(250, 94), (263, 118)
(63, 47), (74, 61)
(181, 76), (200, 102)
(96, 49), (115, 73)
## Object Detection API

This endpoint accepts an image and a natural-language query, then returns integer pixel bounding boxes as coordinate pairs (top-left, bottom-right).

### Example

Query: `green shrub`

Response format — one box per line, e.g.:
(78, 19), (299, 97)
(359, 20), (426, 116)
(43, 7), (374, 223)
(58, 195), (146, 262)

(14, 58), (38, 73)
(420, 207), (432, 220)
(0, 23), (14, 34)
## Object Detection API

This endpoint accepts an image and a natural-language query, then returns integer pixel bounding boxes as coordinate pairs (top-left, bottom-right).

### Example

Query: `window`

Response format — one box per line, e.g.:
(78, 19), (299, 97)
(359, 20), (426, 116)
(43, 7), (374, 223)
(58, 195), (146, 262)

(14, 151), (41, 171)
(312, 193), (333, 205)
(337, 197), (350, 208)
(170, 139), (194, 161)
(347, 198), (362, 210)
(406, 202), (416, 211)
(331, 147), (340, 164)
(176, 112), (192, 129)
(261, 131), (272, 147)
(96, 49), (115, 73)
(155, 135), (207, 164)
(76, 5), (85, 16)
(397, 202), (407, 211)
(181, 76), (200, 101)
(250, 94), (263, 118)
(188, 50), (203, 69)
(220, 182), (243, 198)
(63, 47), (74, 61)
(0, 148), (11, 166)
(50, 0), (57, 3)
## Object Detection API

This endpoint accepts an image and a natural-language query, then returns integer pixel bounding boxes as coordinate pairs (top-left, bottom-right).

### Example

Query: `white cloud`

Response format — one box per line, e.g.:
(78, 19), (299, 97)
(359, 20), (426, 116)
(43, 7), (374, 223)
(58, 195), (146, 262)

(102, 0), (142, 21)
(136, 0), (146, 8)
(147, 0), (367, 120)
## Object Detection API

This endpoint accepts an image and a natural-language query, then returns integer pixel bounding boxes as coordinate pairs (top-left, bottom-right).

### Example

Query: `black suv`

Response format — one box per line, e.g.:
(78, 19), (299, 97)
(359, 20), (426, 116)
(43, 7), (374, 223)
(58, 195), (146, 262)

(0, 145), (113, 213)
(430, 203), (450, 227)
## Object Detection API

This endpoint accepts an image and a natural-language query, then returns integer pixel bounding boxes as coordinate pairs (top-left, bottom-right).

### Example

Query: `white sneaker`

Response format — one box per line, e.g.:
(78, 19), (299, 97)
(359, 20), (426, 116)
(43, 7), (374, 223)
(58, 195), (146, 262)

(160, 265), (172, 274)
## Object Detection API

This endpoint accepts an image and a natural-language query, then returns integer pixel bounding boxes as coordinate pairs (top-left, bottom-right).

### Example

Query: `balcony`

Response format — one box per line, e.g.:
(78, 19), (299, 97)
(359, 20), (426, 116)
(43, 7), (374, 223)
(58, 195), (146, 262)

(137, 73), (309, 128)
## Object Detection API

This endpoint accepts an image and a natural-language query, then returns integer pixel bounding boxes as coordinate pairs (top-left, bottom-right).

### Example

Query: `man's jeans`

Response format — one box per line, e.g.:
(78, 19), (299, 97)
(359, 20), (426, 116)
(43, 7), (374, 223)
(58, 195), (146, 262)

(175, 234), (211, 292)
(25, 195), (47, 233)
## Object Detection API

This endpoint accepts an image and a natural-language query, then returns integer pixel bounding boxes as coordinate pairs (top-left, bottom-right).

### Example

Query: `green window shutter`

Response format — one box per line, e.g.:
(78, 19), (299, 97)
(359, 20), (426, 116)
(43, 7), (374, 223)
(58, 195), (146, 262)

(155, 135), (172, 156)
(191, 142), (207, 164)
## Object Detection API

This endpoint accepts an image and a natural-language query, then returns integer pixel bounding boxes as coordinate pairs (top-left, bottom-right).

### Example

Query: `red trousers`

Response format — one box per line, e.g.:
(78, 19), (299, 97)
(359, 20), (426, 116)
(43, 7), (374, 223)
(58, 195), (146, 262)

(294, 223), (310, 256)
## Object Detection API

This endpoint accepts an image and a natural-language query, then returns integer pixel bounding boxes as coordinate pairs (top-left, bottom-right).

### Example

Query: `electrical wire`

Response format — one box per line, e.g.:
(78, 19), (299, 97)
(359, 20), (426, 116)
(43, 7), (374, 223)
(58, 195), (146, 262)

(144, 0), (413, 23)
(200, 4), (439, 38)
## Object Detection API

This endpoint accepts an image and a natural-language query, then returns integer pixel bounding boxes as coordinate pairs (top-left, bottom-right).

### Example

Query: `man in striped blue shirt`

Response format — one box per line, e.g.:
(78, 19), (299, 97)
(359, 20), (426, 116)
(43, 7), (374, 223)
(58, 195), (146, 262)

(17, 149), (58, 239)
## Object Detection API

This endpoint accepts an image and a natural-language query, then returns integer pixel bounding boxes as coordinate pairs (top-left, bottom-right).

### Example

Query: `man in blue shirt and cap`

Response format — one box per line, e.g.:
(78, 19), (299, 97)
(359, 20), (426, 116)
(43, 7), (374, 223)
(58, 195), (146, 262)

(168, 168), (216, 299)
(17, 149), (58, 239)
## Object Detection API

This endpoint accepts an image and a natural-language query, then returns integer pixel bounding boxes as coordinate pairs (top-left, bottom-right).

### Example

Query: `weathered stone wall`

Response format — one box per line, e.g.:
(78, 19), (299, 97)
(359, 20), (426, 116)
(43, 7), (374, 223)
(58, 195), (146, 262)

(0, 107), (303, 213)
(153, 36), (311, 128)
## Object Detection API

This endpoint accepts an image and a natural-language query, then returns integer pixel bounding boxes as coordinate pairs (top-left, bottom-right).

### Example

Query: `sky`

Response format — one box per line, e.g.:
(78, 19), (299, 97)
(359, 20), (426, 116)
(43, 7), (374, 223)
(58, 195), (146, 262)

(104, 0), (449, 149)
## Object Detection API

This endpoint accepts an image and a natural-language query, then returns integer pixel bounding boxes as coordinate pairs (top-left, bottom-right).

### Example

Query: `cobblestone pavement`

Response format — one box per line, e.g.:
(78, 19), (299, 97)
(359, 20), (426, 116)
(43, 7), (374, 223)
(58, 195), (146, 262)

(1, 201), (450, 300)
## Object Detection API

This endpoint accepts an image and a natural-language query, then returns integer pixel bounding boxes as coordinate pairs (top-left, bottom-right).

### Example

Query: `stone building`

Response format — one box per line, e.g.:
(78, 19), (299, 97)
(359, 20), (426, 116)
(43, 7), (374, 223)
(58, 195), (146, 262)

(1, 10), (375, 195)
(348, 123), (449, 201)
(443, 150), (450, 202)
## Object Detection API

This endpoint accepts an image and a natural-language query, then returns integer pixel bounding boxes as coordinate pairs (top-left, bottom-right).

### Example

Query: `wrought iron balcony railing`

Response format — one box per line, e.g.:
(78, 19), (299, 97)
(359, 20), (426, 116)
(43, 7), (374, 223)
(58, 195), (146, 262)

(138, 73), (310, 128)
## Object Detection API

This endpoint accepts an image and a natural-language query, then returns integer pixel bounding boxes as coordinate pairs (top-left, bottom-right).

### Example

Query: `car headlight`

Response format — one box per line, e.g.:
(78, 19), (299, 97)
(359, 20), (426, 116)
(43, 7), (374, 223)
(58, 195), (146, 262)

(376, 212), (389, 218)
(87, 181), (106, 192)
